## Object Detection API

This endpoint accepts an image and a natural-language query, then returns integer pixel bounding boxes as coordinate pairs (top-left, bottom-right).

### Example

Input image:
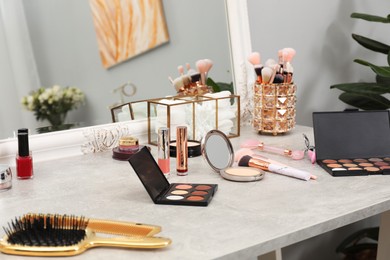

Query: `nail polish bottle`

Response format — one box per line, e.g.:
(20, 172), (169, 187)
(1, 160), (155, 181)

(16, 131), (33, 179)
(158, 127), (170, 177)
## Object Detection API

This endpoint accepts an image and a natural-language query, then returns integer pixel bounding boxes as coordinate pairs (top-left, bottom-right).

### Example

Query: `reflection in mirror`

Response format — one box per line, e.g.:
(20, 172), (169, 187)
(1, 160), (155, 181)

(0, 0), (232, 139)
(201, 129), (234, 172)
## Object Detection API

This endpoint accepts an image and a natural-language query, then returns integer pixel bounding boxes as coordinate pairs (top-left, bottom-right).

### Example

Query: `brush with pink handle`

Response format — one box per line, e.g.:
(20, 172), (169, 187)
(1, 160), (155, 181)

(240, 139), (305, 160)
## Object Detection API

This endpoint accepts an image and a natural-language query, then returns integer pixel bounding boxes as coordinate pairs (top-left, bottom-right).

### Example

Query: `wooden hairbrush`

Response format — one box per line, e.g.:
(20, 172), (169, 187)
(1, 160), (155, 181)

(0, 213), (171, 257)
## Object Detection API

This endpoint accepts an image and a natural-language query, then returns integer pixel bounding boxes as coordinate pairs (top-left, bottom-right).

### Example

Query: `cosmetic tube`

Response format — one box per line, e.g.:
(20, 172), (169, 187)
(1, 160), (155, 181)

(158, 127), (170, 177)
(16, 132), (33, 179)
(176, 126), (188, 175)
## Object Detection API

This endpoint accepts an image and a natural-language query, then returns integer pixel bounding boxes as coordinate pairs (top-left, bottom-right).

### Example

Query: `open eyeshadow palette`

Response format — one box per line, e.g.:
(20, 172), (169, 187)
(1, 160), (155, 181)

(128, 146), (217, 206)
(313, 110), (390, 177)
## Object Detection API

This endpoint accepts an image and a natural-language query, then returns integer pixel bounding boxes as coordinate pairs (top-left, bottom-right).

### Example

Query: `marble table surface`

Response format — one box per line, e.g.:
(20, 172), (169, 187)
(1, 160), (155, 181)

(1, 125), (390, 259)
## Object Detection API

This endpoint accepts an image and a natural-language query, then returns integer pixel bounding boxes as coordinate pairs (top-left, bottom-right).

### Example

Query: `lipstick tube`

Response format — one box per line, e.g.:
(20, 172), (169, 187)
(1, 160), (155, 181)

(158, 127), (170, 177)
(176, 126), (188, 175)
(16, 131), (33, 179)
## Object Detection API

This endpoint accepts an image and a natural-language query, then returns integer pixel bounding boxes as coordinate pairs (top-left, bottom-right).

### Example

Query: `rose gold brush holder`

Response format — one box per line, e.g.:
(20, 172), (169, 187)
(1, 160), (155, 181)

(253, 83), (296, 135)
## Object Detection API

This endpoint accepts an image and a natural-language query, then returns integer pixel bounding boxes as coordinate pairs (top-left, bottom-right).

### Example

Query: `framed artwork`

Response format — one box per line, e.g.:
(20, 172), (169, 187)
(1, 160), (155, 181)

(89, 0), (169, 69)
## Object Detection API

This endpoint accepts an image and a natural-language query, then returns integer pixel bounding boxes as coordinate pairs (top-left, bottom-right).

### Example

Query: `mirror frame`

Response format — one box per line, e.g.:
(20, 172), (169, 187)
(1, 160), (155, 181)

(0, 0), (253, 166)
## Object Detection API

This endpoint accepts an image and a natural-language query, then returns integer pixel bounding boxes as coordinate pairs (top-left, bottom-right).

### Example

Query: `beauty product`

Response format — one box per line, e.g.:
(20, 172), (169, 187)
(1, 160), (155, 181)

(0, 165), (12, 191)
(176, 126), (188, 175)
(119, 136), (139, 152)
(16, 131), (33, 179)
(112, 145), (150, 161)
(170, 140), (201, 158)
(158, 127), (170, 177)
(313, 110), (390, 176)
(238, 155), (311, 181)
(201, 130), (265, 182)
(128, 146), (217, 206)
(240, 139), (305, 160)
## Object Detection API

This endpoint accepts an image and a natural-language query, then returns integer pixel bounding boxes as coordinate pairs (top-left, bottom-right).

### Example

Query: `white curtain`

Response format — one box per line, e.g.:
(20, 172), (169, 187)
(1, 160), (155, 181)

(0, 0), (40, 139)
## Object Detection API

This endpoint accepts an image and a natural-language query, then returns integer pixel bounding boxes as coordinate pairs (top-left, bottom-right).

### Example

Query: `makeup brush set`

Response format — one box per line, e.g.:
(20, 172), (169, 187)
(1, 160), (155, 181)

(0, 213), (171, 257)
(168, 59), (214, 96)
(249, 48), (297, 135)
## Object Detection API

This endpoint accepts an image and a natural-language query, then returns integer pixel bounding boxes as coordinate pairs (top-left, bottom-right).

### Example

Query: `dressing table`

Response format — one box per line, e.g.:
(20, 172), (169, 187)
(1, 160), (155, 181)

(1, 124), (390, 259)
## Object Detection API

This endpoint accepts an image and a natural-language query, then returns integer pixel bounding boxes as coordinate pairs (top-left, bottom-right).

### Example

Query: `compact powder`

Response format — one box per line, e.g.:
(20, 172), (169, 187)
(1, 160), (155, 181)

(195, 185), (212, 191)
(187, 196), (204, 201)
(225, 167), (262, 177)
(171, 190), (188, 195)
(176, 184), (193, 190)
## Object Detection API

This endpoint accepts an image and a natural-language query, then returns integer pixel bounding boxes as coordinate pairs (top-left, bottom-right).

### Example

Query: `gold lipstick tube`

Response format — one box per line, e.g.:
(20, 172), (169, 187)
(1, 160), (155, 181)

(176, 126), (188, 175)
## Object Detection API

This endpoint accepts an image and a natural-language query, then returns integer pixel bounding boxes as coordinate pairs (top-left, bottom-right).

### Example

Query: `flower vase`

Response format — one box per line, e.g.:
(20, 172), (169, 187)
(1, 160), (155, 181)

(36, 113), (74, 133)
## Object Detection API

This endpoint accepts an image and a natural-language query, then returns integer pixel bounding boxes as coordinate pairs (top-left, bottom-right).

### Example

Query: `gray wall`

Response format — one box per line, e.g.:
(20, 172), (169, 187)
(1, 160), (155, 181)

(248, 1), (389, 259)
(22, 0), (231, 128)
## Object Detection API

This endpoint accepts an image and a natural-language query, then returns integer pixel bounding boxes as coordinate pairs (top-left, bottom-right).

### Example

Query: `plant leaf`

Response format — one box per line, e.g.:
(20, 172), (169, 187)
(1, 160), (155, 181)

(339, 92), (390, 110)
(376, 74), (390, 84)
(354, 59), (390, 77)
(206, 77), (234, 94)
(352, 34), (390, 54)
(206, 77), (221, 92)
(388, 50), (390, 66)
(351, 12), (390, 23)
(330, 82), (390, 94)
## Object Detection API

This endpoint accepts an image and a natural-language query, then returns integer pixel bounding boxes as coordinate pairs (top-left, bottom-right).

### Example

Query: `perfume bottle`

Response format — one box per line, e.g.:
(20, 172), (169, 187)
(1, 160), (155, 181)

(16, 131), (33, 179)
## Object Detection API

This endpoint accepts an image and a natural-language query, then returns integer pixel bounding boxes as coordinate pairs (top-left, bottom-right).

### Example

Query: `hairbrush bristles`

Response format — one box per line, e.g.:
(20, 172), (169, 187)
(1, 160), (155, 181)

(3, 214), (89, 247)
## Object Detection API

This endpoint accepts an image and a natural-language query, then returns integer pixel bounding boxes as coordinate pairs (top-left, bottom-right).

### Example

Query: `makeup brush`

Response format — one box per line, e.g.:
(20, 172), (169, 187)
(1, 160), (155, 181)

(203, 59), (213, 82)
(282, 48), (296, 83)
(238, 155), (312, 181)
(260, 67), (274, 84)
(177, 65), (184, 76)
(196, 59), (208, 85)
(248, 52), (263, 83)
(241, 139), (305, 160)
(235, 148), (317, 180)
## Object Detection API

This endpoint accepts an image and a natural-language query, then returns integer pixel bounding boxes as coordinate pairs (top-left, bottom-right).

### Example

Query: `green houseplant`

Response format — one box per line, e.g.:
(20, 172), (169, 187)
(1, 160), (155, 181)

(330, 12), (390, 110)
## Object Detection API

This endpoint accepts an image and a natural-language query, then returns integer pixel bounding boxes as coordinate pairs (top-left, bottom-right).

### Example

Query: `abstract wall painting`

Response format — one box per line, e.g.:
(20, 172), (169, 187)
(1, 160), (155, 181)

(89, 0), (169, 69)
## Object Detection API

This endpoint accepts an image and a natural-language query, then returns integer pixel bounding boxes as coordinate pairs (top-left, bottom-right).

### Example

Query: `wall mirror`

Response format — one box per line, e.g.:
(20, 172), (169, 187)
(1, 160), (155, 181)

(0, 0), (252, 163)
(0, 0), (249, 140)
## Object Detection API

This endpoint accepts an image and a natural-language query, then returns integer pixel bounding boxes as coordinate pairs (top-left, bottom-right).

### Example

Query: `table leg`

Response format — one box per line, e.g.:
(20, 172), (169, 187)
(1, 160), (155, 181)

(258, 249), (282, 260)
(377, 210), (390, 260)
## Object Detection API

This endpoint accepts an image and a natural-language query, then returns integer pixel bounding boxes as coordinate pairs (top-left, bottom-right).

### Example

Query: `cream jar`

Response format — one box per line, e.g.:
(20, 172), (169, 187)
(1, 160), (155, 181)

(0, 164), (12, 191)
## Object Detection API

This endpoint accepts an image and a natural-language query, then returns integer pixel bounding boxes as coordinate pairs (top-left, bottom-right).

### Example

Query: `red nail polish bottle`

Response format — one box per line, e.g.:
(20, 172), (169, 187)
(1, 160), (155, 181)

(16, 131), (33, 179)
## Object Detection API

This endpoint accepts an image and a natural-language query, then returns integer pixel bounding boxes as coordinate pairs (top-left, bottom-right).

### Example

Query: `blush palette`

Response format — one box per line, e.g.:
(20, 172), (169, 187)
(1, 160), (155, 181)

(128, 146), (217, 206)
(313, 111), (390, 177)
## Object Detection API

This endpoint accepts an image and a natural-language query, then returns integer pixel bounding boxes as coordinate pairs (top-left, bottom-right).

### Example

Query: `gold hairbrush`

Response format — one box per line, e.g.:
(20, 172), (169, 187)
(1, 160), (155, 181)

(0, 213), (171, 257)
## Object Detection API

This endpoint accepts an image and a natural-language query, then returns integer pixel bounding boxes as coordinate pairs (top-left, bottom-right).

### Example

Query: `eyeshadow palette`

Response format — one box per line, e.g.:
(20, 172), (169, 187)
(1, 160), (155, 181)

(313, 110), (390, 177)
(128, 146), (217, 206)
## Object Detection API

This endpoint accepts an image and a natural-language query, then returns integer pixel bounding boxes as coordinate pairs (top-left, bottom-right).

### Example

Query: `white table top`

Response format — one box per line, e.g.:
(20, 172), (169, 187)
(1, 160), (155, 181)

(1, 125), (390, 259)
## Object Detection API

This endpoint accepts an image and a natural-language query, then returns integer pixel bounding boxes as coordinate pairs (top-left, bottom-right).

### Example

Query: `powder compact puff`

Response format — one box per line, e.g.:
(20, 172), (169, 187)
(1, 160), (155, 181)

(313, 110), (390, 177)
(201, 129), (265, 182)
(128, 146), (217, 206)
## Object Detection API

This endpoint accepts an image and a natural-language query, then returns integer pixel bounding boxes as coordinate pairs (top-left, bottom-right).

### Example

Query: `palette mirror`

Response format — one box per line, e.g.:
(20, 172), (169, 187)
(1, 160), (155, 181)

(0, 0), (236, 139)
(201, 129), (234, 172)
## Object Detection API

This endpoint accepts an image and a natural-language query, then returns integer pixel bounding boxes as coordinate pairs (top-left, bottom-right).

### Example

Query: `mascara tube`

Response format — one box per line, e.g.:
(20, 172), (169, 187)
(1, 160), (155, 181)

(176, 126), (188, 175)
(158, 127), (170, 177)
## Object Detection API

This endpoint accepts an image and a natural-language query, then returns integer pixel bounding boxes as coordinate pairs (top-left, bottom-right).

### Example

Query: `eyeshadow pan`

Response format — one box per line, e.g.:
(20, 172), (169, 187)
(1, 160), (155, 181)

(195, 185), (212, 191)
(176, 184), (193, 190)
(171, 190), (188, 195)
(192, 191), (208, 196)
(338, 159), (352, 163)
(327, 163), (342, 168)
(364, 167), (380, 172)
(359, 163), (373, 167)
(374, 162), (389, 166)
(323, 159), (337, 164)
(343, 163), (358, 168)
(380, 166), (390, 170)
(348, 167), (362, 171)
(368, 158), (383, 162)
(384, 158), (390, 162)
(187, 196), (204, 201)
(166, 195), (184, 200)
(354, 159), (368, 163)
(332, 168), (347, 171)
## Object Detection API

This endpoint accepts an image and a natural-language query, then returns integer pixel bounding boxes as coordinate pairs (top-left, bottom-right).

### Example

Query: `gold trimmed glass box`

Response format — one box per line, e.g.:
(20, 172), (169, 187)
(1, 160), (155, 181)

(147, 94), (240, 145)
(253, 83), (296, 135)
